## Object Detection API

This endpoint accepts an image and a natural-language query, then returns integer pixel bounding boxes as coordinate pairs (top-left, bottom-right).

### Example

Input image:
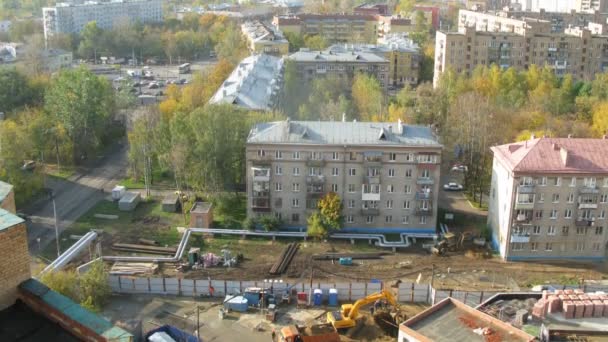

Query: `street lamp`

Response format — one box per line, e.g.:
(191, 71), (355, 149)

(47, 189), (61, 258)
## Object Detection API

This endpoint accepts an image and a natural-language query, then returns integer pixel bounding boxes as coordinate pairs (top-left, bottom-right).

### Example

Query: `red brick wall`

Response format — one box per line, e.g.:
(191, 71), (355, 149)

(0, 223), (31, 310)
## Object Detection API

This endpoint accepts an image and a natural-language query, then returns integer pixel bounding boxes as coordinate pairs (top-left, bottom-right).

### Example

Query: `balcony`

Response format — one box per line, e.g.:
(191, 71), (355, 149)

(415, 191), (432, 200)
(575, 217), (595, 227)
(514, 201), (534, 210)
(579, 186), (600, 194)
(515, 213), (532, 223)
(362, 192), (381, 201)
(306, 157), (326, 167)
(251, 198), (271, 212)
(363, 175), (381, 184)
(415, 208), (432, 216)
(253, 154), (272, 165)
(416, 177), (434, 185)
(578, 203), (598, 209)
(252, 167), (270, 182)
(361, 208), (380, 216)
(306, 175), (326, 184)
(517, 185), (535, 194)
(363, 152), (383, 165)
(510, 234), (531, 243)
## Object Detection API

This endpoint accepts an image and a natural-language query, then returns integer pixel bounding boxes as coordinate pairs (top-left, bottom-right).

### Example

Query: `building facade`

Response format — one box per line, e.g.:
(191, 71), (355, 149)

(488, 137), (608, 261)
(241, 21), (289, 56)
(354, 3), (390, 16)
(287, 48), (390, 90)
(272, 14), (378, 44)
(246, 120), (442, 234)
(43, 0), (163, 42)
(433, 11), (608, 87)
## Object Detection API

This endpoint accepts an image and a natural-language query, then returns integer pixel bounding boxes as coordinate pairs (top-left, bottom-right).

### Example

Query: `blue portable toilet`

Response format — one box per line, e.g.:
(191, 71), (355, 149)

(313, 289), (323, 306)
(328, 288), (338, 306)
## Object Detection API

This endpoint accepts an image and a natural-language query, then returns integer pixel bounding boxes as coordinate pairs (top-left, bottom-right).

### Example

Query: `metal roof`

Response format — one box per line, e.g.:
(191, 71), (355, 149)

(287, 49), (388, 63)
(247, 120), (441, 147)
(209, 54), (283, 111)
(0, 181), (12, 204)
(0, 208), (23, 232)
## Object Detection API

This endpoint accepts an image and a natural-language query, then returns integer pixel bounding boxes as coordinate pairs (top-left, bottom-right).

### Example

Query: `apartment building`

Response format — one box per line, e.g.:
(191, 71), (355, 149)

(241, 21), (289, 56)
(497, 7), (608, 33)
(287, 48), (390, 89)
(354, 3), (390, 16)
(43, 0), (163, 42)
(488, 137), (608, 261)
(433, 11), (608, 87)
(245, 120), (442, 234)
(512, 0), (607, 12)
(328, 33), (421, 86)
(272, 14), (378, 44)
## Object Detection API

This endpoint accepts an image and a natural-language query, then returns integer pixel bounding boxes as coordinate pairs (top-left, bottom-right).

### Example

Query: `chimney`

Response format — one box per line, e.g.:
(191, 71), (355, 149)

(553, 143), (560, 151)
(560, 147), (569, 166)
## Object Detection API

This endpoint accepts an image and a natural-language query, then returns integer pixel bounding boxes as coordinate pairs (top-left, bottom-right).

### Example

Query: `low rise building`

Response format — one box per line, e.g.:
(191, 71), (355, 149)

(354, 3), (390, 16)
(272, 14), (379, 44)
(246, 119), (442, 234)
(286, 48), (389, 90)
(328, 34), (421, 87)
(488, 137), (608, 261)
(241, 21), (289, 56)
(209, 54), (284, 111)
(377, 15), (413, 38)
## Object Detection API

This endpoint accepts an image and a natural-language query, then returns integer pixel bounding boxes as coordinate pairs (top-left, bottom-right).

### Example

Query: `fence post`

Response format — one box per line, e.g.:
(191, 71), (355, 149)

(479, 291), (484, 304)
(118, 276), (122, 291)
(464, 291), (468, 304)
(163, 277), (166, 294)
(194, 279), (197, 297)
(349, 282), (352, 301)
(148, 277), (151, 292)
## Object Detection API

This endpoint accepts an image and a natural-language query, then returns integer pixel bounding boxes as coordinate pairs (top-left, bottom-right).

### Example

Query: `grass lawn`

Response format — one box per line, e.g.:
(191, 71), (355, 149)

(42, 198), (186, 260)
(120, 168), (175, 189)
(464, 192), (489, 211)
(45, 165), (77, 180)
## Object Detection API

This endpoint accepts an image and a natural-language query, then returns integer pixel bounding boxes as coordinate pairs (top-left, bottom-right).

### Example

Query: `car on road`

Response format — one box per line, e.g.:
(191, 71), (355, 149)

(21, 160), (36, 171)
(443, 182), (464, 191)
(451, 164), (468, 173)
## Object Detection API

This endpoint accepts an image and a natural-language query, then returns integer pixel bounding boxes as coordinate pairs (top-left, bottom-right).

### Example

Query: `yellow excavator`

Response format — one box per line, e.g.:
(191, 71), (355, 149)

(326, 288), (399, 329)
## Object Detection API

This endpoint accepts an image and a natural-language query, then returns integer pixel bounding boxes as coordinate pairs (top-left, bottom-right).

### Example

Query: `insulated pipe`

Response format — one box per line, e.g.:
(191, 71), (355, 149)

(39, 231), (98, 276)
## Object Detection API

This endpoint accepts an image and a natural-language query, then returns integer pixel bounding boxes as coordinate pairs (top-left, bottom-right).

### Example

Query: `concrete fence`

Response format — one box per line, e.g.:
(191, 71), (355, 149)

(109, 275), (608, 307)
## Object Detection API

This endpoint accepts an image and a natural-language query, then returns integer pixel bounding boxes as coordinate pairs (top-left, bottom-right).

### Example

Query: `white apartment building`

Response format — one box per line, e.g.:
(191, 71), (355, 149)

(511, 0), (607, 13)
(43, 0), (163, 42)
(489, 137), (608, 261)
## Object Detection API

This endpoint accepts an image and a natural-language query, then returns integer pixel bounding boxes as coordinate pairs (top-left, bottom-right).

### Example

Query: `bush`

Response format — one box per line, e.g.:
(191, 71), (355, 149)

(242, 217), (256, 231)
(259, 215), (281, 232)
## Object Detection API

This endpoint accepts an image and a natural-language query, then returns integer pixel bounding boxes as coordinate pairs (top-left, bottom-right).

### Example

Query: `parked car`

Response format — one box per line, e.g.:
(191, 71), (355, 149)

(451, 164), (468, 172)
(21, 160), (36, 171)
(531, 285), (558, 292)
(148, 82), (159, 89)
(443, 182), (464, 191)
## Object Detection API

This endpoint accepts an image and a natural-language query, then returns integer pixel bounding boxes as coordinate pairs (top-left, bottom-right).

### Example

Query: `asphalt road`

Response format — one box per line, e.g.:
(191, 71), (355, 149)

(438, 167), (488, 216)
(24, 144), (128, 254)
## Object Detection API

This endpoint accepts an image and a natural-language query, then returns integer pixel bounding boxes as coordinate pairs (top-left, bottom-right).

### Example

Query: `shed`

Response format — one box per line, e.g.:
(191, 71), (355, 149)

(223, 295), (248, 313)
(161, 195), (179, 213)
(189, 202), (213, 228)
(118, 192), (141, 211)
(112, 186), (126, 201)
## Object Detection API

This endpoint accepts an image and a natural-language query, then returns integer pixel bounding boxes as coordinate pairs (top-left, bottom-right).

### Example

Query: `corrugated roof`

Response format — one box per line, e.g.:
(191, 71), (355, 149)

(0, 207), (23, 231)
(247, 120), (441, 147)
(491, 137), (608, 174)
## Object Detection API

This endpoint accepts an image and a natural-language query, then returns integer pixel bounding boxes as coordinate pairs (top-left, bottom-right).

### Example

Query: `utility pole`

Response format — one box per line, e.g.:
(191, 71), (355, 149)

(196, 305), (200, 341)
(308, 265), (313, 307)
(49, 190), (61, 258)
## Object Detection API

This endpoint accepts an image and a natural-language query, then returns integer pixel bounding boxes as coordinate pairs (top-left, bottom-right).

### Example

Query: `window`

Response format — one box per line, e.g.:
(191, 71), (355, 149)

(311, 151), (322, 160)
(539, 177), (547, 186)
(531, 242), (538, 252)
(331, 184), (338, 192)
(387, 185), (394, 193)
(404, 185), (411, 194)
(418, 154), (436, 163)
(366, 216), (374, 224)
(584, 177), (596, 187)
(405, 169), (412, 178)
(596, 226), (604, 235)
(517, 193), (534, 204)
(604, 178), (608, 187)
(552, 194), (559, 203)
(567, 193), (574, 203)
(332, 168), (339, 176)
(309, 167), (320, 176)
(545, 242), (553, 251)
(349, 152), (357, 161)
(547, 226), (556, 235)
(533, 226), (541, 235)
(258, 149), (266, 157)
(346, 215), (354, 223)
(550, 209), (558, 219)
(348, 199), (355, 208)
(386, 200), (393, 209)
(348, 184), (355, 193)
(388, 169), (395, 177)
(274, 212), (282, 220)
(592, 242), (601, 251)
(562, 226), (569, 236)
(293, 151), (300, 159)
(564, 209), (572, 219)
(601, 194), (608, 203)
(600, 210), (606, 219)
(293, 167), (300, 176)
(570, 177), (576, 187)
(385, 215), (393, 223)
(275, 165), (282, 175)
(389, 153), (396, 161)
(275, 150), (283, 159)
(405, 153), (414, 162)
(538, 193), (544, 202)
(275, 183), (282, 191)
(419, 216), (427, 224)
(576, 227), (586, 235)
(402, 215), (409, 224)
(292, 213), (299, 223)
(348, 168), (357, 176)
(403, 200), (410, 209)
(332, 152), (339, 160)
(575, 242), (585, 252)
(512, 243), (524, 251)
(535, 210), (543, 220)
(292, 183), (300, 192)
(520, 177), (534, 185)
(421, 169), (430, 178)
(292, 198), (299, 207)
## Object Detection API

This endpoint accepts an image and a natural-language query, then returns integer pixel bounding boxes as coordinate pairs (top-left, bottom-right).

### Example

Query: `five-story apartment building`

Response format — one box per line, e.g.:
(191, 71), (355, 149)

(246, 119), (442, 234)
(489, 137), (608, 261)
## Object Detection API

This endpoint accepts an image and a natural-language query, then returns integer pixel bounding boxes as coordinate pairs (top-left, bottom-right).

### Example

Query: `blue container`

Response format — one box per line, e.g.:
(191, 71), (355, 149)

(313, 289), (323, 306)
(224, 295), (249, 312)
(328, 288), (338, 306)
(144, 325), (199, 342)
(244, 292), (260, 306)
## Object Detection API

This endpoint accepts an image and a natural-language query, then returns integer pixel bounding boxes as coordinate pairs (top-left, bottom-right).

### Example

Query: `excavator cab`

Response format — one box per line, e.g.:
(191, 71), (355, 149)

(327, 289), (399, 330)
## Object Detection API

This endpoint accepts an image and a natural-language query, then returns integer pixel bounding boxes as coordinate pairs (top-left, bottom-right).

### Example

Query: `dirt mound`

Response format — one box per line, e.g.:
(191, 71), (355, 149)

(373, 312), (398, 337)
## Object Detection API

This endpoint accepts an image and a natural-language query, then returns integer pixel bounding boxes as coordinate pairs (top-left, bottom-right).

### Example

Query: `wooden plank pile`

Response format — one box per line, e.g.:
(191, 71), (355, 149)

(269, 242), (299, 275)
(110, 262), (158, 275)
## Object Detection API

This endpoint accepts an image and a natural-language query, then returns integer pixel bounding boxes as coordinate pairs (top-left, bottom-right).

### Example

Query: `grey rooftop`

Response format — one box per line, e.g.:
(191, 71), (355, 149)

(287, 49), (388, 63)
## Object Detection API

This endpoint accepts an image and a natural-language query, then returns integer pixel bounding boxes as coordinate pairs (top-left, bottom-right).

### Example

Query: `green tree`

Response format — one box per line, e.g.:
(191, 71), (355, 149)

(352, 73), (383, 121)
(303, 34), (328, 50)
(78, 260), (111, 312)
(284, 31), (304, 52)
(318, 192), (343, 231)
(592, 101), (608, 136)
(0, 68), (36, 114)
(77, 21), (102, 60)
(307, 212), (327, 239)
(44, 67), (114, 163)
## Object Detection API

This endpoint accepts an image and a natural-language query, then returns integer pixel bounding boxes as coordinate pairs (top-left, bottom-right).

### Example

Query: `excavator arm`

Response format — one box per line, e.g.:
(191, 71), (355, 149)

(346, 289), (397, 320)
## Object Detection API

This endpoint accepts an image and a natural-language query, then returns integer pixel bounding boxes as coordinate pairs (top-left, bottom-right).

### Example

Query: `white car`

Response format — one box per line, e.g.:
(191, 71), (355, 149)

(443, 182), (464, 191)
(451, 164), (468, 172)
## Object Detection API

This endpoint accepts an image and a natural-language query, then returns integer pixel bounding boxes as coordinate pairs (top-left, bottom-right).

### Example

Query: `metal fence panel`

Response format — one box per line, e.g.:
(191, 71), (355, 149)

(181, 279), (195, 296)
(165, 278), (180, 295)
(211, 280), (226, 297)
(149, 278), (164, 294)
(109, 275), (121, 292)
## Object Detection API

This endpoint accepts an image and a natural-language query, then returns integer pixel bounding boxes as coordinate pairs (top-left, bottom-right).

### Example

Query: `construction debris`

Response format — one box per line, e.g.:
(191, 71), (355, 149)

(269, 242), (299, 275)
(111, 243), (176, 255)
(110, 262), (158, 275)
